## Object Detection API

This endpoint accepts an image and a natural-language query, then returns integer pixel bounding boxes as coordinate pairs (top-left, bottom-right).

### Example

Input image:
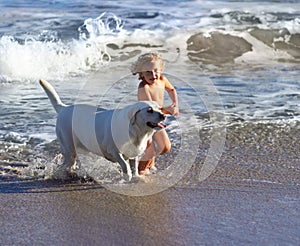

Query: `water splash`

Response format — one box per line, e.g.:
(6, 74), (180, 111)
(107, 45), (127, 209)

(78, 12), (125, 40)
(0, 12), (126, 82)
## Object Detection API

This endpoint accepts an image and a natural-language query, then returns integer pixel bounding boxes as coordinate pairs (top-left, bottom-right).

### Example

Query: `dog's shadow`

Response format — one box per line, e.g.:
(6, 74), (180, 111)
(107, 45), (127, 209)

(0, 177), (103, 194)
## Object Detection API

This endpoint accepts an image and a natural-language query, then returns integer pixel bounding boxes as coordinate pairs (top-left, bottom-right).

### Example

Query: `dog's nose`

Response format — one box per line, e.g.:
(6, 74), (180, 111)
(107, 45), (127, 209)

(160, 113), (165, 120)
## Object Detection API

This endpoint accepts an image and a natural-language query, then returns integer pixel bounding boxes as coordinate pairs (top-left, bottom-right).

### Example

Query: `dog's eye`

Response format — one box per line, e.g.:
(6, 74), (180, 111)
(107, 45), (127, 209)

(147, 107), (154, 113)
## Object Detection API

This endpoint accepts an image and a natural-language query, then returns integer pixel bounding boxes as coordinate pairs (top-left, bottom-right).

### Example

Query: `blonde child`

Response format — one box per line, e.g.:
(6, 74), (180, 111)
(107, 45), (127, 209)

(130, 52), (179, 175)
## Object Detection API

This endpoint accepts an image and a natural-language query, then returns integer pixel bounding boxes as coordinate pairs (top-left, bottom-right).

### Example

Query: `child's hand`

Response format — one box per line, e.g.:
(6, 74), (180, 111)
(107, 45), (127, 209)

(162, 103), (179, 116)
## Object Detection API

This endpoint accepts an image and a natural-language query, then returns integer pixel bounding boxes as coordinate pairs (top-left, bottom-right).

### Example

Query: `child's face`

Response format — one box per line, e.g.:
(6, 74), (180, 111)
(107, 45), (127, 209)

(140, 59), (163, 84)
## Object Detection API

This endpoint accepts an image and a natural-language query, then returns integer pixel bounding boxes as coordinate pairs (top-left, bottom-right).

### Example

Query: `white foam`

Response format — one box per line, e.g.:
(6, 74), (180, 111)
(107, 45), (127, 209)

(0, 35), (112, 82)
(0, 6), (299, 83)
(235, 31), (294, 64)
(29, 132), (56, 142)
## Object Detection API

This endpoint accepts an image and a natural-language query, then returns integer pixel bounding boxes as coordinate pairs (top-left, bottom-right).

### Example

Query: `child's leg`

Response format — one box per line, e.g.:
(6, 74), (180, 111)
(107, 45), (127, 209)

(153, 129), (171, 155)
(148, 157), (156, 170)
(138, 129), (171, 175)
(138, 159), (152, 175)
(148, 129), (171, 170)
(138, 140), (156, 175)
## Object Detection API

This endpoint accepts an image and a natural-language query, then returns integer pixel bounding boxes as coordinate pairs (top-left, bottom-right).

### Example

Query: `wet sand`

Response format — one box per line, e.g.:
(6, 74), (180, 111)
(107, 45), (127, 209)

(0, 180), (299, 245)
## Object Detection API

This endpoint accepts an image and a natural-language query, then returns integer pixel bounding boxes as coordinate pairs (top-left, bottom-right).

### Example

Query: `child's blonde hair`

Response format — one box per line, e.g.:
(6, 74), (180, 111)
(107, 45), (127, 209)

(130, 52), (165, 76)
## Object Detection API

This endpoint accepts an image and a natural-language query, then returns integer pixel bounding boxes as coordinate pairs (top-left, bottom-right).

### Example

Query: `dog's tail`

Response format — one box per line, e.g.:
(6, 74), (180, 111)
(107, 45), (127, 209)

(39, 79), (67, 113)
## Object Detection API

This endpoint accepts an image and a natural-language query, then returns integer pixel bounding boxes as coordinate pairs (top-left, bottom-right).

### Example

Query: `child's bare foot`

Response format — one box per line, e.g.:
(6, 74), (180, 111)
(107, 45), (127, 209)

(150, 165), (157, 171)
(148, 157), (156, 169)
(139, 168), (151, 176)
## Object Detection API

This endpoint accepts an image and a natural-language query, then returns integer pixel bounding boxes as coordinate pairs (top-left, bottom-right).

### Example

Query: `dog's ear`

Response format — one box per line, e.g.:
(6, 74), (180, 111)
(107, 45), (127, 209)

(127, 102), (145, 125)
(129, 109), (141, 125)
(128, 105), (140, 120)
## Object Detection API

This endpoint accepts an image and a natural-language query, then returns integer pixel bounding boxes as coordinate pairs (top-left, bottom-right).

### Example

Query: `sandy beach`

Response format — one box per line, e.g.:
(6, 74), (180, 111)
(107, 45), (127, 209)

(0, 179), (299, 245)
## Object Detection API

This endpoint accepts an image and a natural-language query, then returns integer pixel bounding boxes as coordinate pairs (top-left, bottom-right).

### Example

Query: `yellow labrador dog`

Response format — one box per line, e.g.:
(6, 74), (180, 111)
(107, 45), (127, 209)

(39, 79), (166, 181)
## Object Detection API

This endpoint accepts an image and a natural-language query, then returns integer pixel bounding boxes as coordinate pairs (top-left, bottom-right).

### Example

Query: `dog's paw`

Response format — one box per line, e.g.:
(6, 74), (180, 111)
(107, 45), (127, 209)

(123, 173), (133, 182)
(51, 165), (77, 180)
(52, 169), (70, 180)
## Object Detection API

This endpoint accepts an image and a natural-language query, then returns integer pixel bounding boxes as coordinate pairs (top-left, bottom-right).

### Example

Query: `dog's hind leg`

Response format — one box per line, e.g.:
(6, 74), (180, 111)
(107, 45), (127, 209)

(55, 128), (78, 179)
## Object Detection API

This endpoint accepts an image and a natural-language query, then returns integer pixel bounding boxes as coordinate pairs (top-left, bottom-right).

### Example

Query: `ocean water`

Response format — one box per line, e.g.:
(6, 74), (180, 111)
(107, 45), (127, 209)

(0, 0), (300, 192)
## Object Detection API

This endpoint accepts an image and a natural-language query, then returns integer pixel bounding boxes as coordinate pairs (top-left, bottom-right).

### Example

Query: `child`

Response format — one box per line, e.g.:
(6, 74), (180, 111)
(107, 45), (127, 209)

(130, 52), (179, 175)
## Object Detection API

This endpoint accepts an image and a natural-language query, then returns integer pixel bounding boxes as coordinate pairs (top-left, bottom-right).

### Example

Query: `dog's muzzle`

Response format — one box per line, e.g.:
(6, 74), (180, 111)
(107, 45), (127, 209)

(147, 113), (166, 129)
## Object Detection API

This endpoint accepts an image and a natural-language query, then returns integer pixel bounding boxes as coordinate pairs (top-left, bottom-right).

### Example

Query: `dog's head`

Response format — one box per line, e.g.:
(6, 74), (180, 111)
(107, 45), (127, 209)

(128, 101), (166, 130)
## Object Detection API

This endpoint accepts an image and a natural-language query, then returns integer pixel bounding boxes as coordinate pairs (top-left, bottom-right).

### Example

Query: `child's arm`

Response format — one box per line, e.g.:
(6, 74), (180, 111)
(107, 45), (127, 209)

(163, 79), (179, 116)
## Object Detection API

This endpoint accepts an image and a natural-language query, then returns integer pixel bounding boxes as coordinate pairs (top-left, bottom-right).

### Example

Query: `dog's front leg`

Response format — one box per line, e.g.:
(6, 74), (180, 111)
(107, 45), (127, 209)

(116, 154), (132, 181)
(129, 158), (139, 177)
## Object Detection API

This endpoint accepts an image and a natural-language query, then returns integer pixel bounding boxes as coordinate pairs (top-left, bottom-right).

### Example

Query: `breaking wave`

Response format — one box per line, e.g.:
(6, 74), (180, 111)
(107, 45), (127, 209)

(0, 9), (299, 82)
